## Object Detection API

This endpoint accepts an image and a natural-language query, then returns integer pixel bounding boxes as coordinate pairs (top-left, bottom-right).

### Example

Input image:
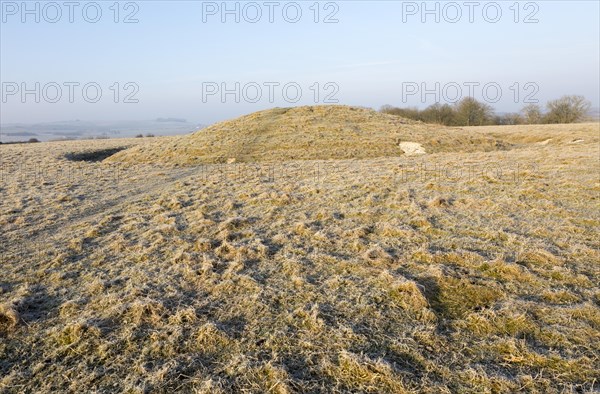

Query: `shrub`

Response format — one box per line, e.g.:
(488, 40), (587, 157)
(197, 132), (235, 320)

(494, 113), (523, 125)
(380, 105), (423, 121)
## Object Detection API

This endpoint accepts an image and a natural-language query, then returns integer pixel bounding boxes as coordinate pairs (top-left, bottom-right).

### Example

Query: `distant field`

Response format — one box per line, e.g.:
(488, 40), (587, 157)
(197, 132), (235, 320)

(0, 119), (201, 143)
(1, 120), (599, 393)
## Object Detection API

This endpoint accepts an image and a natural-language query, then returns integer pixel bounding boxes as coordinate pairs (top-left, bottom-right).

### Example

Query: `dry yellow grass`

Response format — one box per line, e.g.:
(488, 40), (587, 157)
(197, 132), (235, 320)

(106, 105), (511, 165)
(1, 111), (599, 392)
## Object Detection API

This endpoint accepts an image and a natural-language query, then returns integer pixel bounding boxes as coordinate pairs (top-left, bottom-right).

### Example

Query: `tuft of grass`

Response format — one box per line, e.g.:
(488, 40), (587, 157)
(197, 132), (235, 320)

(456, 309), (538, 338)
(488, 339), (595, 382)
(320, 351), (408, 393)
(541, 289), (580, 305)
(434, 277), (504, 319)
(125, 299), (167, 327)
(194, 322), (233, 357)
(477, 259), (535, 283)
(0, 303), (19, 334)
(517, 249), (561, 268)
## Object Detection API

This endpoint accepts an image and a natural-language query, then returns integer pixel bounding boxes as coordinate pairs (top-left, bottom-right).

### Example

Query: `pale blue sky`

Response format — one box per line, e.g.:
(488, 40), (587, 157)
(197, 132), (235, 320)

(1, 0), (599, 124)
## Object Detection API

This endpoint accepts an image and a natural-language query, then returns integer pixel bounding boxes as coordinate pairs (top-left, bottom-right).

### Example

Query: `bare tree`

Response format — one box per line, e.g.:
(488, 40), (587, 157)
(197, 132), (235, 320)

(521, 104), (543, 124)
(545, 95), (590, 124)
(421, 103), (456, 126)
(454, 97), (494, 126)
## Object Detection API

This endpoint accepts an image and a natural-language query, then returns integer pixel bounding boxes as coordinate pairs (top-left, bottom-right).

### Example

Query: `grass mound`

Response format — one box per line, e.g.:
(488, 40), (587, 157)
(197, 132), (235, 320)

(106, 105), (507, 165)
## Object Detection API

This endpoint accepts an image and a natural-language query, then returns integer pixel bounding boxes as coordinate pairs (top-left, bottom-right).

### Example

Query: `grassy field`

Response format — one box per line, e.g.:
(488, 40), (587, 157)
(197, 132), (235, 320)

(1, 112), (599, 393)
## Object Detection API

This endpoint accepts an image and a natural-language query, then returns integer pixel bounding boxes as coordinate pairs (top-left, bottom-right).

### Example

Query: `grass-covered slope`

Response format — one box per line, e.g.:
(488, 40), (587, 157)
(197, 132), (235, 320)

(106, 105), (508, 165)
(1, 122), (598, 392)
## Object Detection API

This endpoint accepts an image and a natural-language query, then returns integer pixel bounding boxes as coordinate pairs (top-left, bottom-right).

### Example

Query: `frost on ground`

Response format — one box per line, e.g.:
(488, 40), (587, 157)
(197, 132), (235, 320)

(106, 106), (508, 165)
(0, 121), (599, 393)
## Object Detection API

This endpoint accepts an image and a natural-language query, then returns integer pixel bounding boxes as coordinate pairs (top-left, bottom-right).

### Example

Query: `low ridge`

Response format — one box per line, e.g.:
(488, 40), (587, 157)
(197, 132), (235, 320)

(107, 105), (508, 165)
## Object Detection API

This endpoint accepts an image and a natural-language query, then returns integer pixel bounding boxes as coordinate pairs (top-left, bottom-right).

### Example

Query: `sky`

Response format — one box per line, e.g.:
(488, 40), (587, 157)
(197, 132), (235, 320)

(1, 0), (599, 125)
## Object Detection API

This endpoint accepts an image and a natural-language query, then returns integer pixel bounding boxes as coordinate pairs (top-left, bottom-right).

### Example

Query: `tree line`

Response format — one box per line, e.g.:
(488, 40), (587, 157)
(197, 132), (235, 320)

(381, 95), (592, 126)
